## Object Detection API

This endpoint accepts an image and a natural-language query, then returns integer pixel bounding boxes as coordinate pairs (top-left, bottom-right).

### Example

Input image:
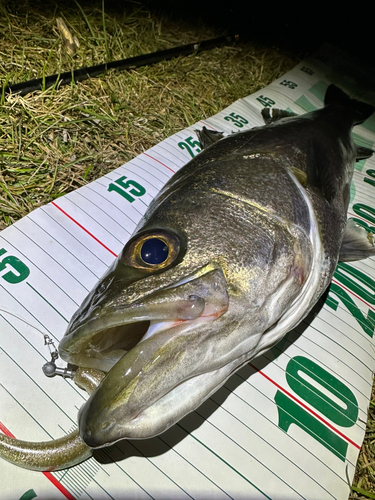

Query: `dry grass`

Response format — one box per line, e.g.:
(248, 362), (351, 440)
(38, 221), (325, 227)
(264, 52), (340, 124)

(0, 0), (291, 228)
(0, 0), (374, 497)
(351, 383), (375, 499)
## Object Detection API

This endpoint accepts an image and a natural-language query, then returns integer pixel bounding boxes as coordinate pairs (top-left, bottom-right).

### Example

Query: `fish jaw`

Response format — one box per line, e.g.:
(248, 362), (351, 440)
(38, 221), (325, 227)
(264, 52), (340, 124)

(59, 264), (228, 369)
(77, 314), (238, 447)
(59, 266), (232, 445)
(69, 240), (313, 448)
(76, 229), (313, 448)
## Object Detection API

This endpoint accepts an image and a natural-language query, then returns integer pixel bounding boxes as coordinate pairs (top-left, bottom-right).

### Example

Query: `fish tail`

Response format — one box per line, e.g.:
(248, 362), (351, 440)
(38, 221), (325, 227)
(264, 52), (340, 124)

(324, 84), (375, 124)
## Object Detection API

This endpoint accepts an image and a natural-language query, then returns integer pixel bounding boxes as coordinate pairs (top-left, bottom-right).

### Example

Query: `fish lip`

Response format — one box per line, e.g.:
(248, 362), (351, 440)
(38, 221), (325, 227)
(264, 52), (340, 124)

(79, 321), (243, 449)
(78, 357), (224, 448)
(61, 266), (205, 341)
(76, 323), (214, 448)
(59, 264), (227, 368)
(67, 268), (229, 447)
(61, 272), (198, 341)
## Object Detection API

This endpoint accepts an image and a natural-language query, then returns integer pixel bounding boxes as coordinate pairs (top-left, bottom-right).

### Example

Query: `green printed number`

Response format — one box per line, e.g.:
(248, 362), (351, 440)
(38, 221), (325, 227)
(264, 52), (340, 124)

(349, 217), (375, 235)
(108, 176), (146, 203)
(19, 490), (37, 500)
(0, 248), (30, 284)
(224, 112), (249, 128)
(275, 391), (348, 461)
(280, 80), (298, 89)
(178, 137), (201, 158)
(300, 66), (314, 76)
(334, 262), (375, 305)
(275, 355), (358, 461)
(256, 95), (275, 108)
(364, 169), (375, 187)
(352, 202), (375, 225)
(286, 357), (358, 427)
(327, 283), (375, 337)
(327, 262), (375, 337)
(326, 198), (375, 338)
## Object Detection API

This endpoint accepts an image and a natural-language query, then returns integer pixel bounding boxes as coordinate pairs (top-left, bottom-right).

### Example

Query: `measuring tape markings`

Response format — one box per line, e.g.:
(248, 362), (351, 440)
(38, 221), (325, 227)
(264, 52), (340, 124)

(42, 188), (354, 496)
(0, 47), (370, 500)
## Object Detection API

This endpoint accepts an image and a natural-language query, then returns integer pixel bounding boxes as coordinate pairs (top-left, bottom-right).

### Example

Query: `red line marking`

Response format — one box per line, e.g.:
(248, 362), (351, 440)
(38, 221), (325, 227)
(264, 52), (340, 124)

(44, 472), (76, 500)
(51, 202), (117, 257)
(331, 278), (375, 312)
(143, 152), (175, 173)
(200, 120), (217, 130)
(348, 211), (374, 227)
(353, 170), (372, 179)
(0, 421), (14, 437)
(0, 421), (76, 500)
(249, 363), (361, 450)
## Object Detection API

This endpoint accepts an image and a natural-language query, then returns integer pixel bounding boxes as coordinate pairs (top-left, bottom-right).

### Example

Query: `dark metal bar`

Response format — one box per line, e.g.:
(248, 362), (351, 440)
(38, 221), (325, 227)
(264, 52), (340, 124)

(4, 34), (239, 97)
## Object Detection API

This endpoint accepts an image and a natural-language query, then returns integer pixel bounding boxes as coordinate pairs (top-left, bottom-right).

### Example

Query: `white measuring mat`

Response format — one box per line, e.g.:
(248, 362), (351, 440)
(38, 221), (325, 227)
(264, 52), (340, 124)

(1, 44), (375, 500)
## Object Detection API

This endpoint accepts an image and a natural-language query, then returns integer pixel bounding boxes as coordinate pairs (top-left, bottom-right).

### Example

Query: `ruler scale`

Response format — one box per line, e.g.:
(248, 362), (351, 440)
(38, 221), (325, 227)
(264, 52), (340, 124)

(1, 45), (375, 499)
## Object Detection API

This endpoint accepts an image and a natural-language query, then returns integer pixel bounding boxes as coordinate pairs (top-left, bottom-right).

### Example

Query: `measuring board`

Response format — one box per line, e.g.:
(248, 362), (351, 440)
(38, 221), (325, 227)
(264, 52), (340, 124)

(1, 44), (375, 500)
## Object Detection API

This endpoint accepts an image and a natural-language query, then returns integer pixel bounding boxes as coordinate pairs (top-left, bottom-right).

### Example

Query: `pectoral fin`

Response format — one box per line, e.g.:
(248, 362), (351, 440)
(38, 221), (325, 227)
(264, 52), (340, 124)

(339, 219), (375, 261)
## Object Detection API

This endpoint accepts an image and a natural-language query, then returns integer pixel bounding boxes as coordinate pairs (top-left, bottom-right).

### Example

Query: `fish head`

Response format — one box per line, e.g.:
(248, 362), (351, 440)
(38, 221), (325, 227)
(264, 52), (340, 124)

(59, 174), (313, 448)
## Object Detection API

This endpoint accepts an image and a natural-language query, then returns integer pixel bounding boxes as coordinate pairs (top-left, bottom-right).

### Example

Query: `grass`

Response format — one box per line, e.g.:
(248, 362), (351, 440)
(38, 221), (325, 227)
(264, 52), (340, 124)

(0, 0), (374, 497)
(0, 0), (295, 228)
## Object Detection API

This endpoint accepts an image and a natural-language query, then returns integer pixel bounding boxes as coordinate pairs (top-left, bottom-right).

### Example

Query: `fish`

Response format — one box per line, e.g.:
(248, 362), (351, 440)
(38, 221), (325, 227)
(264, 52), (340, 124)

(1, 84), (374, 471)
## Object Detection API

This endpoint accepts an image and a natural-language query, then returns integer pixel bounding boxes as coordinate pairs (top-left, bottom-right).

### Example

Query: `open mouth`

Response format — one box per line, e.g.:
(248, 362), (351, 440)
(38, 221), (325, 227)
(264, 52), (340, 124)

(59, 265), (229, 369)
(59, 267), (230, 447)
(81, 321), (151, 371)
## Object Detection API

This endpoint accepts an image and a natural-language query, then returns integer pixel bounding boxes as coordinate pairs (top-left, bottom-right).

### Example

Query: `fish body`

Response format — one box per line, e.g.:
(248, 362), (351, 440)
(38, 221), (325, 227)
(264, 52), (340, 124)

(60, 84), (374, 446)
(1, 84), (374, 469)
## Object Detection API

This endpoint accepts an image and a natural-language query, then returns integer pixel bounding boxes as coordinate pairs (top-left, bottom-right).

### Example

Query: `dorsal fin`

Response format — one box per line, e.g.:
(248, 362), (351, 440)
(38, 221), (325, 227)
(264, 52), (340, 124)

(324, 84), (375, 124)
(306, 86), (375, 201)
(261, 108), (297, 125)
(196, 126), (224, 150)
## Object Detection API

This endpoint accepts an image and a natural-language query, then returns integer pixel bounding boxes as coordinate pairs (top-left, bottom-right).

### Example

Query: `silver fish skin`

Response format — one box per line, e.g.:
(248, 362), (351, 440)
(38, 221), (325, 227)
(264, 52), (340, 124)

(63, 84), (374, 447)
(1, 84), (374, 470)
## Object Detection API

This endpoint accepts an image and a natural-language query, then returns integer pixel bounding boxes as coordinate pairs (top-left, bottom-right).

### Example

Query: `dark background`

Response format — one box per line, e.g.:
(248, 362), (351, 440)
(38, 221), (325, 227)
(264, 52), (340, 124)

(141, 0), (374, 65)
(8, 0), (374, 65)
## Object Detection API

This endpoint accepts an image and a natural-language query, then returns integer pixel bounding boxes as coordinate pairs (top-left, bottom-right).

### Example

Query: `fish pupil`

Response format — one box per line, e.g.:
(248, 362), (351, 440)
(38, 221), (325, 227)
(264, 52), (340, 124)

(141, 238), (169, 264)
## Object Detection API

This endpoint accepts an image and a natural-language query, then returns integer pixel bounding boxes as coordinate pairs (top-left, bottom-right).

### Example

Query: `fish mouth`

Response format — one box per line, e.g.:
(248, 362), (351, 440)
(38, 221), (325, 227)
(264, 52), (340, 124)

(59, 266), (230, 448)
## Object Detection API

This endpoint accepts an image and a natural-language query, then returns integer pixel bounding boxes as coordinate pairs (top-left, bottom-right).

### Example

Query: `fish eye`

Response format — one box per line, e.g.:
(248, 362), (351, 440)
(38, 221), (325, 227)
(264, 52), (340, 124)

(140, 238), (168, 264)
(123, 231), (180, 270)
